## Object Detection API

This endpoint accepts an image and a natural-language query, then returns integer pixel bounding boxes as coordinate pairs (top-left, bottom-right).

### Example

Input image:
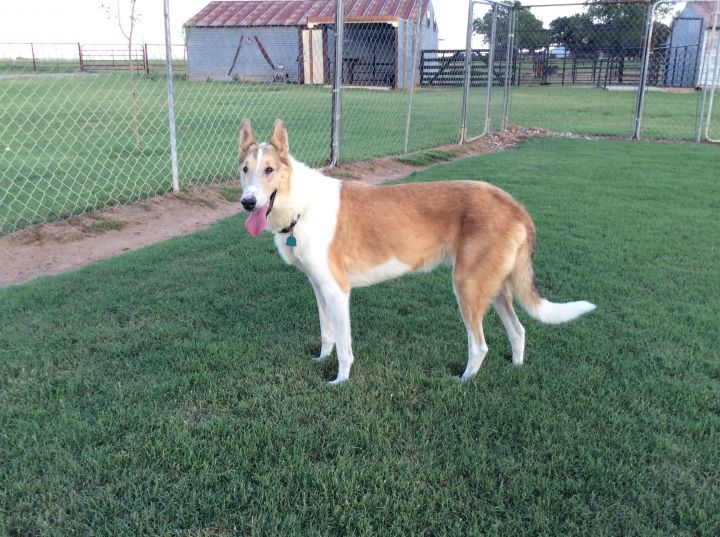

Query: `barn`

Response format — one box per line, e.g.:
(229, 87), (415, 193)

(665, 1), (720, 87)
(183, 0), (438, 88)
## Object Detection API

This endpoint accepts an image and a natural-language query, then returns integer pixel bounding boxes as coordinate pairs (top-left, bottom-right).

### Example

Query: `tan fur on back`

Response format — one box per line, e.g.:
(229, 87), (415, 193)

(328, 181), (536, 302)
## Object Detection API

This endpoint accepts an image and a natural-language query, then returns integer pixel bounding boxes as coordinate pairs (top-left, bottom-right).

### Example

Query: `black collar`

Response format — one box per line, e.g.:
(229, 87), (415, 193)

(279, 214), (300, 234)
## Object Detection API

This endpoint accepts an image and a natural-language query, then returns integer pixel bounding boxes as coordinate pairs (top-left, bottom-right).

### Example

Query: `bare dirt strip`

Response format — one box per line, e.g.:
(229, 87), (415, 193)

(0, 127), (540, 287)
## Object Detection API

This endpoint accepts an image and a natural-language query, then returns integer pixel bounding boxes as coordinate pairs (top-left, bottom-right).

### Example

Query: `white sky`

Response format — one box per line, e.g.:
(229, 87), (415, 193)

(0, 0), (595, 53)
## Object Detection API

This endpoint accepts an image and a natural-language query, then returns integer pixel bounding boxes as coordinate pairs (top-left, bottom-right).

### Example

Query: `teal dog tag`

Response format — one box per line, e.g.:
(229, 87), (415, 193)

(286, 235), (297, 247)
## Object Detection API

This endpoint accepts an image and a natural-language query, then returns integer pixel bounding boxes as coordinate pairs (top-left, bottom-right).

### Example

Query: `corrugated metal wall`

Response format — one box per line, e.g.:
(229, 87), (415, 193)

(397, 11), (439, 89)
(185, 17), (438, 87)
(186, 26), (301, 82)
(699, 29), (719, 86)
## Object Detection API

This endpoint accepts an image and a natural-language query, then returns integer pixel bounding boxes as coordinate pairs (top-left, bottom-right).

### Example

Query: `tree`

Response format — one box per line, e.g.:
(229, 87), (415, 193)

(101, 0), (142, 154)
(549, 14), (597, 53)
(474, 2), (547, 51)
(586, 1), (672, 48)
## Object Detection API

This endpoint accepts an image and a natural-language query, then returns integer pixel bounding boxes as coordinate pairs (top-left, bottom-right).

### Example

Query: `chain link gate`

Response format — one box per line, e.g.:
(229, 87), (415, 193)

(509, 1), (650, 138)
(461, 0), (516, 142)
(635, 0), (720, 141)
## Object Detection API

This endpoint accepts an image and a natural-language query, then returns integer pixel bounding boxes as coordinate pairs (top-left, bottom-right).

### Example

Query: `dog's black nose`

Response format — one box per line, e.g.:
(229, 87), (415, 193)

(241, 196), (256, 212)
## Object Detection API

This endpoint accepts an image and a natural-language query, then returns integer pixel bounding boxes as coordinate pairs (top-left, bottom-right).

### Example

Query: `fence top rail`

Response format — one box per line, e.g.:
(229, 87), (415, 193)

(469, 0), (515, 8)
(0, 42), (185, 47)
(521, 0), (715, 6)
(423, 49), (492, 53)
(519, 0), (649, 7)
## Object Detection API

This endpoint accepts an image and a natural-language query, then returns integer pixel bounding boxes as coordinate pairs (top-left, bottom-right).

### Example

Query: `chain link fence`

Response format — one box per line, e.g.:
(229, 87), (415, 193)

(500, 0), (720, 140)
(1, 0), (718, 235)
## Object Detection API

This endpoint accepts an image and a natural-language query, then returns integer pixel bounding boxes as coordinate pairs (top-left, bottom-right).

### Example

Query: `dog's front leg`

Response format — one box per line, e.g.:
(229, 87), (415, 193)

(309, 278), (335, 361)
(317, 283), (354, 384)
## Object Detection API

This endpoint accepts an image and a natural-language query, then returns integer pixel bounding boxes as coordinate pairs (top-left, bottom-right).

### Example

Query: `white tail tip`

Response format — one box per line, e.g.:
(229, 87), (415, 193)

(529, 299), (596, 325)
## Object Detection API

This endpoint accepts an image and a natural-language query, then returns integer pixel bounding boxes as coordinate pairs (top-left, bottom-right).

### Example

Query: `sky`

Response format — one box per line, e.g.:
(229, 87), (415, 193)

(0, 0), (605, 55)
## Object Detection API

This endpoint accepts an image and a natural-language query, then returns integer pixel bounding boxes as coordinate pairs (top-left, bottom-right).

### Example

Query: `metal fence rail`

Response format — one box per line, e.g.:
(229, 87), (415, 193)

(0, 0), (718, 235)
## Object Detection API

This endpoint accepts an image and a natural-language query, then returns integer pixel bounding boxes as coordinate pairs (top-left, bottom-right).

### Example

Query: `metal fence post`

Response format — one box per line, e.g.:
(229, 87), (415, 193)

(483, 5), (499, 136)
(699, 0), (720, 142)
(403, 0), (425, 153)
(633, 1), (656, 140)
(460, 0), (475, 143)
(163, 0), (180, 192)
(501, 7), (516, 130)
(330, 0), (344, 166)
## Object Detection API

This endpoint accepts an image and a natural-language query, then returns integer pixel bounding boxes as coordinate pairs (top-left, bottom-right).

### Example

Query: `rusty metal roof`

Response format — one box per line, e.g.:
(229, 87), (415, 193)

(185, 0), (431, 28)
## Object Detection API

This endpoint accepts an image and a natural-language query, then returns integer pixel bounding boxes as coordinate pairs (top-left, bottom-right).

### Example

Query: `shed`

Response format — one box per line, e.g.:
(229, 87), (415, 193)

(666, 1), (720, 87)
(184, 0), (439, 88)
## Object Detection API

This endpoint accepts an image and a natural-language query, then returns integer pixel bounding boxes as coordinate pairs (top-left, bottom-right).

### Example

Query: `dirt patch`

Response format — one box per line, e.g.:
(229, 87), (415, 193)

(332, 127), (539, 185)
(0, 127), (539, 288)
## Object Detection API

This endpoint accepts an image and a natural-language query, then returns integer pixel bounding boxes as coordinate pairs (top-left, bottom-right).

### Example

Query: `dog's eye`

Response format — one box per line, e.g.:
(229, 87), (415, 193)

(265, 167), (274, 175)
(242, 166), (248, 173)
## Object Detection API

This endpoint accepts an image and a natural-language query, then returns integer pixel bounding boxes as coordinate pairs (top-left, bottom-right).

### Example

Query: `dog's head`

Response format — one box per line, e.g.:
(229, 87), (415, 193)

(238, 119), (292, 237)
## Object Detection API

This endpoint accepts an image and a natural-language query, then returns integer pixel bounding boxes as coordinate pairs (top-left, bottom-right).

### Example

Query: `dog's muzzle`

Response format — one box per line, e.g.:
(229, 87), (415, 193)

(240, 195), (256, 212)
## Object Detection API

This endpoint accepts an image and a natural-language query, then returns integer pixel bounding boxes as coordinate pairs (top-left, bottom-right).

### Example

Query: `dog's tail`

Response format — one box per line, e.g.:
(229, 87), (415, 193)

(508, 233), (596, 324)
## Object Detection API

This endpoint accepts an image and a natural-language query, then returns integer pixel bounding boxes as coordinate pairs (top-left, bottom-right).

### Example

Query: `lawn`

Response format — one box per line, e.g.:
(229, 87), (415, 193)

(0, 73), (711, 233)
(1, 138), (718, 535)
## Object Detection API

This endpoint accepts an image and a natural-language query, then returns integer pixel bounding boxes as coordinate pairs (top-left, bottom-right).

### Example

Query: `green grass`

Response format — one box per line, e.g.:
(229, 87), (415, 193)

(218, 186), (243, 202)
(1, 73), (711, 233)
(81, 218), (124, 234)
(508, 85), (704, 139)
(2, 138), (719, 535)
(395, 149), (456, 166)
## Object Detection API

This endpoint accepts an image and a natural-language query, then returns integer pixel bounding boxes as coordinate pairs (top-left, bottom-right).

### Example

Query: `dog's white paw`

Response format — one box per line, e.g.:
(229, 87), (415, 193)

(329, 375), (348, 385)
(313, 354), (329, 363)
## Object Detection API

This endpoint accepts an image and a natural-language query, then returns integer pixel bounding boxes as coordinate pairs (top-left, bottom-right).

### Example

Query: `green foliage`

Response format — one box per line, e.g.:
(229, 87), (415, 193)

(474, 2), (547, 50)
(585, 1), (671, 48)
(549, 13), (597, 52)
(1, 138), (719, 535)
(543, 3), (671, 52)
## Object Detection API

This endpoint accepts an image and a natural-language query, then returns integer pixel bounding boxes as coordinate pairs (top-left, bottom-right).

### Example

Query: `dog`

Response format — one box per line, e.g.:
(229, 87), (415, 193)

(238, 119), (595, 384)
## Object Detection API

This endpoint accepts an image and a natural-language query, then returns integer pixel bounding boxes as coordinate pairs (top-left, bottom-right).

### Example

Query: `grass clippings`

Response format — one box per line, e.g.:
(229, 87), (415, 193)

(396, 149), (456, 167)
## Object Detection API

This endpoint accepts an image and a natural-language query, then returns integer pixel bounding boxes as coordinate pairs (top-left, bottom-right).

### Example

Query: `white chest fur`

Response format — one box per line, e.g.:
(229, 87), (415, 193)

(271, 161), (341, 276)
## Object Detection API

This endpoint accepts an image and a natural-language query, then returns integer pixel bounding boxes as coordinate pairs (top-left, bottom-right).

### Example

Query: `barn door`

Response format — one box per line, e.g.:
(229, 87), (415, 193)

(302, 29), (324, 84)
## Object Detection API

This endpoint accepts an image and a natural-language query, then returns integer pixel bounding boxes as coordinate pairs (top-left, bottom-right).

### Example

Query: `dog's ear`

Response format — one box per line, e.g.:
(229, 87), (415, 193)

(269, 119), (289, 162)
(238, 119), (256, 162)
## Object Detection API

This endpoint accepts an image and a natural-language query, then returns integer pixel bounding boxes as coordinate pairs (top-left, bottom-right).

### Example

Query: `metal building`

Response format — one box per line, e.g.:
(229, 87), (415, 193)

(665, 2), (720, 87)
(184, 0), (439, 88)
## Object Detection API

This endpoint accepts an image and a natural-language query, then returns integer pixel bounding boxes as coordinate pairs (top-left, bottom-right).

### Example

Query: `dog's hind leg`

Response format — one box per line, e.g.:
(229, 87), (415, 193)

(492, 286), (526, 366)
(453, 267), (490, 382)
(453, 249), (514, 381)
(309, 279), (335, 361)
(460, 321), (488, 382)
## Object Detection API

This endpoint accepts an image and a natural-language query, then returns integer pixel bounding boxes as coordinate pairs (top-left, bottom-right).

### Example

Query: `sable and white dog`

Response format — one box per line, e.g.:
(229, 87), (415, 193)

(239, 119), (595, 384)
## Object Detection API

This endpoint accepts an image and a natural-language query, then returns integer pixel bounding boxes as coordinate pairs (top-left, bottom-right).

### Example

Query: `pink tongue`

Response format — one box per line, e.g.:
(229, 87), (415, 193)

(245, 203), (268, 237)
